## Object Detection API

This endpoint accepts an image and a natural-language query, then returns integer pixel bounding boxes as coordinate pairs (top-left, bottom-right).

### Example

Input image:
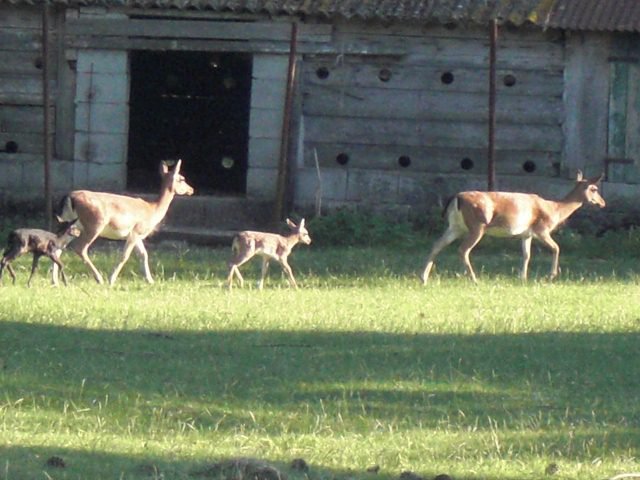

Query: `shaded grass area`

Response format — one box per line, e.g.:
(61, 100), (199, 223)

(1, 240), (640, 479)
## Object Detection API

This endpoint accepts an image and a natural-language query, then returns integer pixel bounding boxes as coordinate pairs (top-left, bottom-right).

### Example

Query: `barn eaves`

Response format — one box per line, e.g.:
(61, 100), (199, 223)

(2, 0), (556, 27)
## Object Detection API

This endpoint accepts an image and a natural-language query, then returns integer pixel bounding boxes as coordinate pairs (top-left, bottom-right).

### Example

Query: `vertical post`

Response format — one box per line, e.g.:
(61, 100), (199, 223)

(42, 0), (53, 229)
(487, 18), (498, 191)
(274, 22), (298, 222)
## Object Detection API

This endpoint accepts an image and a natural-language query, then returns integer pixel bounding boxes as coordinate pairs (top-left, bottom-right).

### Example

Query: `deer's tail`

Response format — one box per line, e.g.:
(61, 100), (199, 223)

(56, 195), (77, 223)
(441, 195), (459, 218)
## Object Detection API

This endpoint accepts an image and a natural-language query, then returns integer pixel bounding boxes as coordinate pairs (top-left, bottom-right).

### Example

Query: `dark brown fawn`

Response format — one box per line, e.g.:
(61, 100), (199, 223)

(56, 160), (194, 285)
(422, 171), (606, 284)
(227, 218), (312, 290)
(0, 219), (80, 287)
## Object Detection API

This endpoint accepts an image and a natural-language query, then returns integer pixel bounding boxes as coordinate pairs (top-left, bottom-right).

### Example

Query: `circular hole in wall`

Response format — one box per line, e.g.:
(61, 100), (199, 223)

(221, 156), (235, 169)
(316, 67), (330, 80)
(4, 141), (18, 153)
(34, 57), (43, 69)
(378, 68), (392, 82)
(441, 72), (455, 84)
(503, 74), (517, 87)
(460, 157), (474, 170)
(398, 155), (411, 168)
(336, 152), (350, 165)
(523, 160), (536, 173)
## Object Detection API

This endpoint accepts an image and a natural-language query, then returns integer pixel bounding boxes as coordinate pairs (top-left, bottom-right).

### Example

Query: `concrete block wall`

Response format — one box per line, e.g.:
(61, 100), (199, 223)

(72, 49), (129, 191)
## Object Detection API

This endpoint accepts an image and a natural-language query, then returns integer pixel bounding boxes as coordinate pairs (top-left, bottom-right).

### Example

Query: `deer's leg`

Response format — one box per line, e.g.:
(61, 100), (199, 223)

(458, 227), (485, 283)
(5, 264), (17, 285)
(133, 240), (153, 284)
(109, 236), (138, 286)
(27, 253), (42, 287)
(227, 251), (254, 289)
(72, 231), (104, 284)
(280, 259), (298, 289)
(227, 264), (245, 289)
(422, 227), (463, 284)
(50, 248), (63, 286)
(535, 231), (561, 279)
(520, 236), (533, 281)
(258, 258), (270, 290)
(0, 257), (8, 284)
(1, 248), (21, 285)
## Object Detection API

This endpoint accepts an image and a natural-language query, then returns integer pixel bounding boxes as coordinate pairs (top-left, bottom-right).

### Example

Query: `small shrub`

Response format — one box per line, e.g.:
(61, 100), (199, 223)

(307, 208), (419, 247)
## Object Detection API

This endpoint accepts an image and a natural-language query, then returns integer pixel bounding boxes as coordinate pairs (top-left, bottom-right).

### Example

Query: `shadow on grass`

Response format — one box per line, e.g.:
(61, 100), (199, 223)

(1, 444), (466, 480)
(2, 322), (640, 479)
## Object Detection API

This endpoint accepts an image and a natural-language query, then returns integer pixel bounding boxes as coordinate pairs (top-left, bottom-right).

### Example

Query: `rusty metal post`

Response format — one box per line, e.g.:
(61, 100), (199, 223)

(274, 22), (298, 222)
(487, 18), (498, 191)
(42, 0), (53, 228)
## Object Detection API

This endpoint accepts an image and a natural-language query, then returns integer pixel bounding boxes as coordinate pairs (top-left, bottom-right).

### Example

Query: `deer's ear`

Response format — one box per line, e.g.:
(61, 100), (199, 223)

(575, 170), (583, 181)
(174, 159), (182, 173)
(590, 172), (605, 184)
(286, 218), (297, 229)
(160, 161), (170, 174)
(299, 218), (306, 228)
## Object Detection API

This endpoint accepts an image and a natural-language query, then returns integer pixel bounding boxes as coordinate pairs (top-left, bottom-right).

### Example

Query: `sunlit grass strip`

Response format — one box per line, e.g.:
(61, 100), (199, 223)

(1, 244), (640, 479)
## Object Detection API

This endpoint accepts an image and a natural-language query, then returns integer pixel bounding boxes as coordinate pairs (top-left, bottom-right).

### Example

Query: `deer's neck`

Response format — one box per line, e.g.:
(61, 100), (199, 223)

(554, 196), (584, 224)
(284, 233), (301, 250)
(150, 188), (176, 220)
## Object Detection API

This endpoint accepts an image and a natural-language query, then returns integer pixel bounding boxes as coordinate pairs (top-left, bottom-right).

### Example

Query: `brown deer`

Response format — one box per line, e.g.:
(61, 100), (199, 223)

(56, 160), (194, 285)
(227, 218), (312, 290)
(421, 171), (606, 284)
(0, 219), (80, 287)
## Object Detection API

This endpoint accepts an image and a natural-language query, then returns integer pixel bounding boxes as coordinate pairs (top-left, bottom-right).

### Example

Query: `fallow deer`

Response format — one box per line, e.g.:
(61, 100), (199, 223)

(421, 171), (606, 284)
(56, 160), (194, 285)
(0, 219), (80, 287)
(227, 218), (312, 290)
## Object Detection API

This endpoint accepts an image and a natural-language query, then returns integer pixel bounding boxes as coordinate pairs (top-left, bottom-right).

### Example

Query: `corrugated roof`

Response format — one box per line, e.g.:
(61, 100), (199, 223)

(4, 0), (555, 25)
(544, 0), (640, 32)
(7, 0), (640, 31)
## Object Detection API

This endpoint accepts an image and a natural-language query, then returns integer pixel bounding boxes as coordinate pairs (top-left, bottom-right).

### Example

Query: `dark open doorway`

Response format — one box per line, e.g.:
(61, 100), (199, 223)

(127, 50), (252, 195)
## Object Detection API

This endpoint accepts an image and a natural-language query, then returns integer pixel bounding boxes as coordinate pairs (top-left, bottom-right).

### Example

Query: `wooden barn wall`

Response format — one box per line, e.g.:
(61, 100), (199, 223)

(0, 6), (65, 200)
(294, 22), (566, 212)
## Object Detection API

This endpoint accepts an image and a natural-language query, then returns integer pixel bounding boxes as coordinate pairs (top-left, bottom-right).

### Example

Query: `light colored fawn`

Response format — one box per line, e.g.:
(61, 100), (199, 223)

(421, 171), (606, 283)
(56, 160), (194, 285)
(227, 218), (312, 290)
(0, 219), (80, 287)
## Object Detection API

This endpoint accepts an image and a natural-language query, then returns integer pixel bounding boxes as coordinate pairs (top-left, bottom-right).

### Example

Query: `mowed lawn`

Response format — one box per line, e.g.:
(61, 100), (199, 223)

(1, 238), (640, 480)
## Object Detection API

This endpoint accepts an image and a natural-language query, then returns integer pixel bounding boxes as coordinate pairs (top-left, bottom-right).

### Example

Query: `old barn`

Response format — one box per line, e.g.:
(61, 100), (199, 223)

(1, 0), (639, 231)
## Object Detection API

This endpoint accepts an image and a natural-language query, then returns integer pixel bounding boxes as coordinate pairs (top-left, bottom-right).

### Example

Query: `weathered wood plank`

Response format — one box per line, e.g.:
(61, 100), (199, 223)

(0, 51), (42, 75)
(302, 87), (562, 125)
(304, 142), (560, 176)
(0, 31), (41, 51)
(0, 75), (43, 97)
(66, 18), (331, 42)
(0, 105), (43, 133)
(333, 19), (560, 43)
(301, 62), (564, 96)
(0, 132), (44, 155)
(0, 7), (42, 29)
(304, 116), (563, 152)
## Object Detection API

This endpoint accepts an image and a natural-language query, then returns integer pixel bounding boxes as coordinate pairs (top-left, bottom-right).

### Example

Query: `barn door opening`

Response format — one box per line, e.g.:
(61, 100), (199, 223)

(127, 50), (252, 194)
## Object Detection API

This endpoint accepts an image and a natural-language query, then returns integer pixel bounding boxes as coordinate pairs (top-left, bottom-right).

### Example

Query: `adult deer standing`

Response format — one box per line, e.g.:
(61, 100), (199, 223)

(421, 171), (606, 284)
(227, 218), (312, 290)
(57, 160), (194, 285)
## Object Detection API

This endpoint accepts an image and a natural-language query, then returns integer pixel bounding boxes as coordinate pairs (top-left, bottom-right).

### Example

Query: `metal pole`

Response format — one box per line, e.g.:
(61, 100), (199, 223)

(274, 21), (298, 222)
(42, 0), (53, 228)
(487, 18), (498, 191)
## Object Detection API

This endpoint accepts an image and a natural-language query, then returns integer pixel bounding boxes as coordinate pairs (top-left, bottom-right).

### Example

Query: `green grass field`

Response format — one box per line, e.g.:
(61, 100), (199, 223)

(1, 238), (639, 479)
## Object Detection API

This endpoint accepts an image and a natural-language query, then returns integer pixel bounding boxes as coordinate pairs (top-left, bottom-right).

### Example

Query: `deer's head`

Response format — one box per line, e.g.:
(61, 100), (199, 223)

(55, 218), (81, 240)
(573, 170), (606, 208)
(161, 159), (194, 196)
(287, 218), (312, 245)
